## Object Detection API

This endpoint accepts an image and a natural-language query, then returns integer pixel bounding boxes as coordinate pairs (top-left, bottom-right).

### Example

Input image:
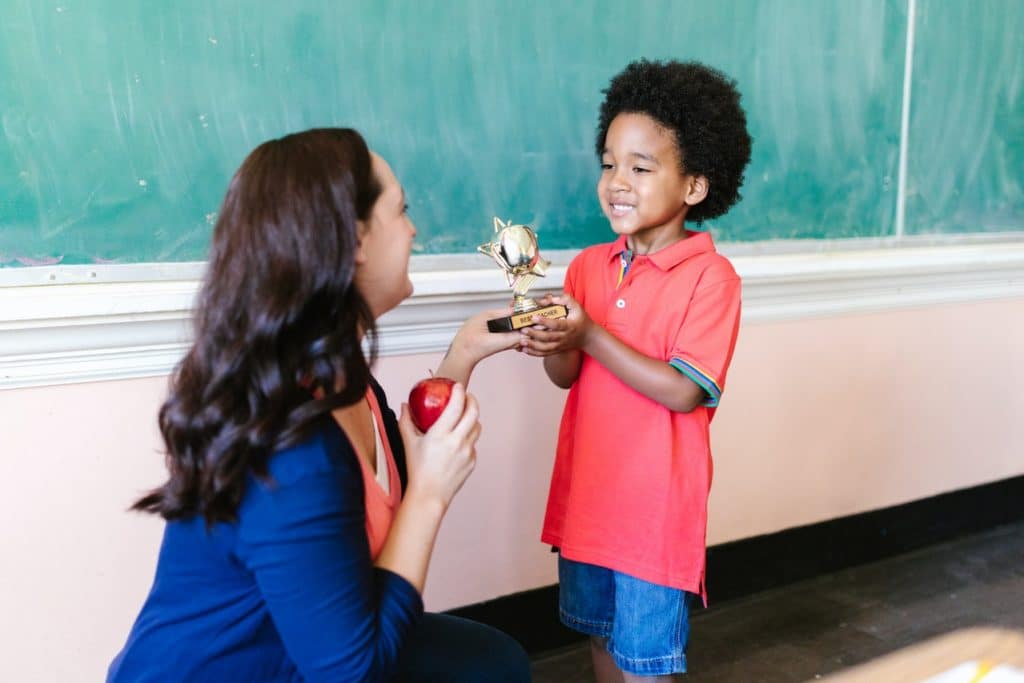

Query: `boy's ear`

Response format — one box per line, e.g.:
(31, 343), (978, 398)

(684, 175), (709, 206)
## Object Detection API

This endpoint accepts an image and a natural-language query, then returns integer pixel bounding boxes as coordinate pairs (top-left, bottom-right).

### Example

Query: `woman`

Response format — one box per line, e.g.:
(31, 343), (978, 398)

(108, 128), (530, 682)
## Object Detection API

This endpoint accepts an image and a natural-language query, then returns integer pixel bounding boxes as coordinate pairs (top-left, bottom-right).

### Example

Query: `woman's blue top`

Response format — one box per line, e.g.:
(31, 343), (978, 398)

(107, 380), (423, 682)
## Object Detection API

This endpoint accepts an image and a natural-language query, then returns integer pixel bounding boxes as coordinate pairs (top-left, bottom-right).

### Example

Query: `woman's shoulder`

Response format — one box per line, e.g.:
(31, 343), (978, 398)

(258, 416), (356, 489)
(234, 415), (363, 550)
(249, 377), (399, 495)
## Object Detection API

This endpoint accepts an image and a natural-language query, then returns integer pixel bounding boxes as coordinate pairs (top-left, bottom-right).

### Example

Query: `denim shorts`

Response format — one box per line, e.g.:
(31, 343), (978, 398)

(558, 554), (693, 676)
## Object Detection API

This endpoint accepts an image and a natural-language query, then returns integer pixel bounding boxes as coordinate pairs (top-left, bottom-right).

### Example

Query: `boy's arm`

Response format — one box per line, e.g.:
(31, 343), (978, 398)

(521, 294), (706, 413)
(542, 350), (582, 389)
(536, 254), (585, 390)
(579, 324), (705, 412)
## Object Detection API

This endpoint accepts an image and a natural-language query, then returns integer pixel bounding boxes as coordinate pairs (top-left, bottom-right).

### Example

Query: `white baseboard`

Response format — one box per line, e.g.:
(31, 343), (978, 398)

(2, 241), (1023, 390)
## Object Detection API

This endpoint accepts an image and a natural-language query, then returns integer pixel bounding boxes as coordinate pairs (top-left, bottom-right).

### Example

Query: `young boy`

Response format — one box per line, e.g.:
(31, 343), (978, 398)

(519, 59), (752, 681)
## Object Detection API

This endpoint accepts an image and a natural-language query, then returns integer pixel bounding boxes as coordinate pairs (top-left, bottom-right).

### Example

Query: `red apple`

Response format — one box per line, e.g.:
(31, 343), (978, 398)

(408, 377), (456, 431)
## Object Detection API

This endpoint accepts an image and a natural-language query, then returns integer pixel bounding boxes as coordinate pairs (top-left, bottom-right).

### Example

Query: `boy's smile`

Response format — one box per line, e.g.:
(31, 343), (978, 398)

(598, 112), (707, 253)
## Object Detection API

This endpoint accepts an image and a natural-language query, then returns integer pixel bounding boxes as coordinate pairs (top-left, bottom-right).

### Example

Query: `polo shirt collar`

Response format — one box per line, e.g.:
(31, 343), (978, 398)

(607, 231), (716, 270)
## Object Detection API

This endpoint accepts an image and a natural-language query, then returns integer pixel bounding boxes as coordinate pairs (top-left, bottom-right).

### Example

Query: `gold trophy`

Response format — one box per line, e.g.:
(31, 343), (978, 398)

(478, 217), (569, 332)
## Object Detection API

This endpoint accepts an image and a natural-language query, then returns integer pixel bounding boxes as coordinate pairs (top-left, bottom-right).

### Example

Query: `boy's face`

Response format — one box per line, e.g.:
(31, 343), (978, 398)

(598, 113), (705, 248)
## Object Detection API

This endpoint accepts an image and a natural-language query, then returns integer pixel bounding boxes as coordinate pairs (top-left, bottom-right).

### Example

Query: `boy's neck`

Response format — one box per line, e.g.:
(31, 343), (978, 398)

(626, 225), (689, 256)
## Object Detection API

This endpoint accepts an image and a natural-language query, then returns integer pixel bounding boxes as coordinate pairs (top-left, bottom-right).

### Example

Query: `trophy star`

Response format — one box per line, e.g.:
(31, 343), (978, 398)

(476, 217), (510, 261)
(475, 215), (568, 330)
(477, 215), (549, 285)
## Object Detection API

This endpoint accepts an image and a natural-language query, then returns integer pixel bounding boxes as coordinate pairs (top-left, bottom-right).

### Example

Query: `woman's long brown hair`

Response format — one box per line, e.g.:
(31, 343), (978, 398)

(134, 128), (380, 524)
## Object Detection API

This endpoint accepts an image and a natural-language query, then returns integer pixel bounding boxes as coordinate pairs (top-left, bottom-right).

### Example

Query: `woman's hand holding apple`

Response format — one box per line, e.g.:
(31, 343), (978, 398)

(399, 381), (480, 511)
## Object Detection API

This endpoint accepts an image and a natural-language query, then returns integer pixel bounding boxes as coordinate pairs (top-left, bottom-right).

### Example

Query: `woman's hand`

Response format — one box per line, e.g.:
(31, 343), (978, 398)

(398, 382), (481, 510)
(435, 307), (520, 384)
(454, 306), (522, 361)
(377, 383), (481, 591)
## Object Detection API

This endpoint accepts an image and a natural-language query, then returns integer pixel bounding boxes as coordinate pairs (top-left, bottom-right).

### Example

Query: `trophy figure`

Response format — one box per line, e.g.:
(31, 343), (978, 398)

(478, 217), (569, 333)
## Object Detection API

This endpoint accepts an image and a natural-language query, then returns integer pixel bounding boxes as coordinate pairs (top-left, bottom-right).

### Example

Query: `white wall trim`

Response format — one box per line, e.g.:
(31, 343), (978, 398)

(2, 241), (1023, 390)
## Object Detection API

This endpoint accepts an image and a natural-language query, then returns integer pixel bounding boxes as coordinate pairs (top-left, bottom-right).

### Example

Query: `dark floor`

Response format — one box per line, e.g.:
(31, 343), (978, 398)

(531, 520), (1024, 682)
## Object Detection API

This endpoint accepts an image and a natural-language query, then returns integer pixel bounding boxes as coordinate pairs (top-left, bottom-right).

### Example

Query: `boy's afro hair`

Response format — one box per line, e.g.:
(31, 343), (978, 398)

(596, 59), (752, 224)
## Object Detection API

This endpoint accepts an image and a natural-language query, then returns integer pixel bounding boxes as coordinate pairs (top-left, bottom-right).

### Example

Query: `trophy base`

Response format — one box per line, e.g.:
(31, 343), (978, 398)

(487, 304), (568, 333)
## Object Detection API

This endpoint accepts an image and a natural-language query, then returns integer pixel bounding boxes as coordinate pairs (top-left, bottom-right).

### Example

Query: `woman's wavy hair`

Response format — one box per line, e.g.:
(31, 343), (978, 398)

(134, 128), (381, 524)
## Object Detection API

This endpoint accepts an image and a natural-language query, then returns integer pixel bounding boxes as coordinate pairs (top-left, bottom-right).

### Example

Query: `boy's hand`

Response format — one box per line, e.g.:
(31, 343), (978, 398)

(518, 293), (591, 356)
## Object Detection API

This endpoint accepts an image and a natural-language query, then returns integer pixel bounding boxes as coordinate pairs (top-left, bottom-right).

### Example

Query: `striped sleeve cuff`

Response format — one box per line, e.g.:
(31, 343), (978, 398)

(669, 358), (722, 407)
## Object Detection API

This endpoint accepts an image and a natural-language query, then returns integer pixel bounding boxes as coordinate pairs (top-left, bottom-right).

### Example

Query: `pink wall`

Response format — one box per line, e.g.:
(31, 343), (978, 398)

(708, 299), (1024, 542)
(1, 298), (1022, 680)
(0, 376), (168, 682)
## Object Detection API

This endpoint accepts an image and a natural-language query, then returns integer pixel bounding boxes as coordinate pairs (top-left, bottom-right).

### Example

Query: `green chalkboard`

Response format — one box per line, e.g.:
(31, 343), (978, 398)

(905, 0), (1024, 235)
(0, 1), (1018, 267)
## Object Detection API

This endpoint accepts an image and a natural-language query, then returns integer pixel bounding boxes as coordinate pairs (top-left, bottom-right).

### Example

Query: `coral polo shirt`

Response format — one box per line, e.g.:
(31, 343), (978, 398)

(541, 231), (741, 599)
